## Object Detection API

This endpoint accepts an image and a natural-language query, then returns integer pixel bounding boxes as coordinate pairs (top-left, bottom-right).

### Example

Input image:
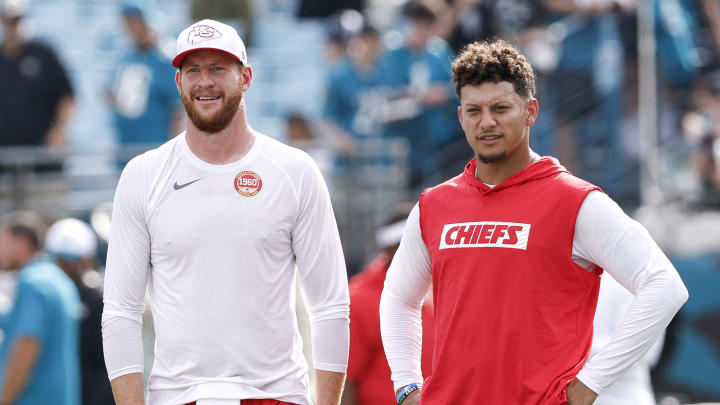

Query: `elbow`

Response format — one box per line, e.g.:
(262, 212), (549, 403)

(379, 287), (395, 318)
(675, 280), (689, 308)
(663, 272), (689, 315)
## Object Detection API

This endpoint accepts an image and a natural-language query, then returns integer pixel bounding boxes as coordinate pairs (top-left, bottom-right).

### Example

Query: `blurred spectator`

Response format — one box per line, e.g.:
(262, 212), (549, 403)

(285, 111), (333, 175)
(434, 0), (547, 52)
(324, 8), (367, 65)
(380, 0), (462, 189)
(699, 0), (720, 69)
(654, 0), (702, 87)
(543, 0), (630, 198)
(0, 211), (80, 405)
(45, 218), (113, 405)
(683, 73), (720, 208)
(0, 0), (74, 151)
(107, 2), (182, 157)
(323, 11), (386, 160)
(191, 0), (254, 47)
(341, 203), (434, 405)
(692, 132), (720, 208)
(297, 0), (364, 19)
(592, 272), (665, 405)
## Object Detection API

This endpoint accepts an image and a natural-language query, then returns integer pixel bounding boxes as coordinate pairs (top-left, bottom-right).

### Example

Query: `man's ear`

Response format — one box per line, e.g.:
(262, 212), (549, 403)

(526, 98), (538, 127)
(241, 65), (253, 92)
(175, 70), (182, 95)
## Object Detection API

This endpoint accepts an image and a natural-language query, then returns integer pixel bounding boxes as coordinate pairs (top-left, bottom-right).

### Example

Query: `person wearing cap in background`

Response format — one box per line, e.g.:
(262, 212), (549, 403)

(108, 1), (183, 163)
(379, 0), (462, 190)
(0, 212), (81, 405)
(102, 19), (349, 405)
(341, 203), (434, 405)
(45, 218), (114, 405)
(322, 10), (386, 163)
(0, 0), (74, 152)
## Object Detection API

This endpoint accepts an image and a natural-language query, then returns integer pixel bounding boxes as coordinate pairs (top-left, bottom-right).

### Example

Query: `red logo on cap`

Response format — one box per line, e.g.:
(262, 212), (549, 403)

(188, 25), (222, 45)
(234, 171), (262, 197)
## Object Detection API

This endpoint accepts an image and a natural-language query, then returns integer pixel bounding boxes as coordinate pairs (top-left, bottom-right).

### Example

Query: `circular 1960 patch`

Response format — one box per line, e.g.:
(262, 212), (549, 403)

(234, 171), (262, 197)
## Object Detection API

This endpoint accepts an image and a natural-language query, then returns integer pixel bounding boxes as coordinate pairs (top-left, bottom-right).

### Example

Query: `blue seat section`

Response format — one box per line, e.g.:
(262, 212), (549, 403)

(13, 0), (331, 213)
(665, 254), (720, 399)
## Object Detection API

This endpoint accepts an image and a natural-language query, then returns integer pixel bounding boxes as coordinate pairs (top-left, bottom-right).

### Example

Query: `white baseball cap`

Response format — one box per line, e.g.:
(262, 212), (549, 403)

(173, 19), (247, 68)
(45, 218), (97, 261)
(1, 0), (29, 18)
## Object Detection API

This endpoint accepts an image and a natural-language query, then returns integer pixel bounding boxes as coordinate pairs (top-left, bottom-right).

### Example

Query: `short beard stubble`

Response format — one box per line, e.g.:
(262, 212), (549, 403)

(181, 85), (243, 134)
(477, 151), (506, 164)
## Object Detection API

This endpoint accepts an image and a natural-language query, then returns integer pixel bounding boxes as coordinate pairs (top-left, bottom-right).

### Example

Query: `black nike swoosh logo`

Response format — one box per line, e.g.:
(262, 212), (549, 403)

(173, 179), (201, 190)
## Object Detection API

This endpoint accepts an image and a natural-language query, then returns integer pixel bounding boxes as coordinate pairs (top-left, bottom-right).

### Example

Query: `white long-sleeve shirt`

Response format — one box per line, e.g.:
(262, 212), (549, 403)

(592, 272), (665, 405)
(380, 190), (688, 394)
(102, 132), (349, 405)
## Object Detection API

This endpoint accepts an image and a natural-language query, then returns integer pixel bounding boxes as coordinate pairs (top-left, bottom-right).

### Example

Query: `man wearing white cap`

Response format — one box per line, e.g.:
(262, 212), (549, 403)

(46, 218), (114, 405)
(0, 212), (81, 405)
(102, 19), (350, 405)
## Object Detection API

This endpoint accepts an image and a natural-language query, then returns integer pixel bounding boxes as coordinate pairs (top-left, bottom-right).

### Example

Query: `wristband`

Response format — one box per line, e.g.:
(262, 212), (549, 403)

(396, 383), (420, 404)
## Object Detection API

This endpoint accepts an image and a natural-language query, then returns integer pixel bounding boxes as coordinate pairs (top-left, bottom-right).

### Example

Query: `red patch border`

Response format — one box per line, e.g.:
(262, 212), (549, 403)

(234, 170), (262, 197)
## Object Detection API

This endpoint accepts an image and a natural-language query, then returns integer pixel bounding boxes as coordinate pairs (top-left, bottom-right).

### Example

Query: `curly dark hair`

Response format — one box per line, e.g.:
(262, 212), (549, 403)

(451, 40), (536, 99)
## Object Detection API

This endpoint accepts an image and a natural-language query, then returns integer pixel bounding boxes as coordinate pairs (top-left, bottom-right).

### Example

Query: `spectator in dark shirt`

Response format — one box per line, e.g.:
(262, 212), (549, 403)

(0, 0), (74, 149)
(45, 218), (114, 405)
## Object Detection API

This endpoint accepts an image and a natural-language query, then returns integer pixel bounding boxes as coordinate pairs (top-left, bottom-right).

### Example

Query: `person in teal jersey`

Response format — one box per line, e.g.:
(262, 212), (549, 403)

(0, 213), (81, 405)
(543, 0), (628, 198)
(109, 3), (182, 149)
(379, 1), (462, 188)
(323, 13), (388, 163)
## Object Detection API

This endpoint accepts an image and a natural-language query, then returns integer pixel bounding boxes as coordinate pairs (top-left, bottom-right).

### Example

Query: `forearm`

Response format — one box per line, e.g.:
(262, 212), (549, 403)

(339, 380), (356, 405)
(577, 269), (687, 392)
(379, 204), (431, 391)
(110, 373), (145, 405)
(0, 337), (40, 404)
(45, 95), (74, 148)
(379, 292), (424, 391)
(310, 316), (349, 373)
(545, 0), (612, 14)
(314, 369), (346, 405)
(566, 378), (597, 405)
(101, 312), (145, 380)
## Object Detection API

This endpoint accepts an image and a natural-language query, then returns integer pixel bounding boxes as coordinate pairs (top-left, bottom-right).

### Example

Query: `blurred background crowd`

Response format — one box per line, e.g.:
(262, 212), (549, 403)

(0, 0), (719, 404)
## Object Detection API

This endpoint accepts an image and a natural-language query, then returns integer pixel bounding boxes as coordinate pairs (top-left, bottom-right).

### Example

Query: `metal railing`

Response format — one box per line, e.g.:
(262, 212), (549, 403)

(0, 138), (410, 274)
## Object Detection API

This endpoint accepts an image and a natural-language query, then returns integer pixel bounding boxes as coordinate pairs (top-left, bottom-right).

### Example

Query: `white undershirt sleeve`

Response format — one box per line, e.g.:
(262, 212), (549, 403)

(292, 158), (350, 373)
(102, 158), (151, 381)
(572, 191), (688, 393)
(379, 203), (432, 392)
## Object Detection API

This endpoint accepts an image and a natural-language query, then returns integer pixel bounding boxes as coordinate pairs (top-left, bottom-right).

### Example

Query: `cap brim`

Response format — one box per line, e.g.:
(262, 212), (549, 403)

(172, 47), (245, 68)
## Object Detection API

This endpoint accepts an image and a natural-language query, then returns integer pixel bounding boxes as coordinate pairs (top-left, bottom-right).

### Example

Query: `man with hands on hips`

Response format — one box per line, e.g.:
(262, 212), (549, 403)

(379, 40), (688, 405)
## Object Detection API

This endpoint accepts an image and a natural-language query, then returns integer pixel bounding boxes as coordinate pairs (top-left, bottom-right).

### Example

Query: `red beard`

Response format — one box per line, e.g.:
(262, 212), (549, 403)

(181, 87), (243, 133)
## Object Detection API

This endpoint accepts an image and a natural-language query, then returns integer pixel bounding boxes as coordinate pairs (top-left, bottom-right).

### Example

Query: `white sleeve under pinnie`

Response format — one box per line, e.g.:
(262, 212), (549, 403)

(379, 203), (432, 392)
(572, 191), (688, 393)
